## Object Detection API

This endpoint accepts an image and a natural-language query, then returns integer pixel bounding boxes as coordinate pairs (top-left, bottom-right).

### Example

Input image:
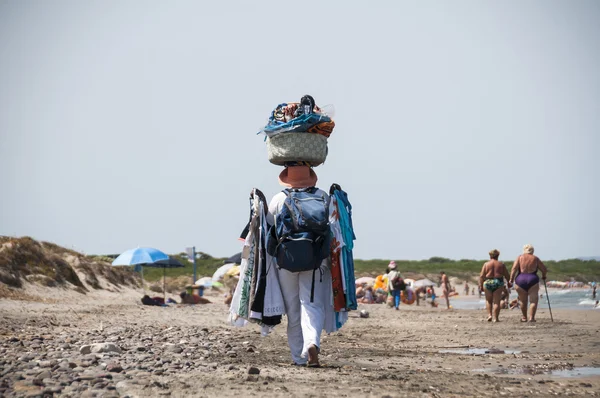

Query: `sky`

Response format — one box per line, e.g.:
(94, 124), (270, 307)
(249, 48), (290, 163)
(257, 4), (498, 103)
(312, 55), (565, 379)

(1, 1), (599, 261)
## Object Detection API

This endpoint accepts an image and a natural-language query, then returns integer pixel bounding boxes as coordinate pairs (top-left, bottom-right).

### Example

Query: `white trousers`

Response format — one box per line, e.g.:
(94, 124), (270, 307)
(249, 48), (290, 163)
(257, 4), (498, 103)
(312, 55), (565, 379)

(278, 268), (326, 364)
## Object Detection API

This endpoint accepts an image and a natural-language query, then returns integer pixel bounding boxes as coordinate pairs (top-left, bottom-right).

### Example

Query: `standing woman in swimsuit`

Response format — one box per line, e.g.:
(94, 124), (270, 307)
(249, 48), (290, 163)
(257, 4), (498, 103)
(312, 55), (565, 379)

(440, 272), (451, 309)
(479, 249), (511, 322)
(509, 244), (548, 323)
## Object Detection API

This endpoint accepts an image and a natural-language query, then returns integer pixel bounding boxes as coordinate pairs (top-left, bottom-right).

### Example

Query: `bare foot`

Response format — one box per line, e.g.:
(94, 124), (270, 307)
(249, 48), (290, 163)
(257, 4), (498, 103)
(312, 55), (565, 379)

(487, 316), (492, 322)
(529, 319), (536, 323)
(307, 345), (319, 367)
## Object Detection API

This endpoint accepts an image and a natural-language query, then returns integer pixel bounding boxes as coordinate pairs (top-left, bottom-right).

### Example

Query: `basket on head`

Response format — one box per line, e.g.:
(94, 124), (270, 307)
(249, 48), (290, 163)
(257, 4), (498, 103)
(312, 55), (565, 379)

(266, 133), (328, 167)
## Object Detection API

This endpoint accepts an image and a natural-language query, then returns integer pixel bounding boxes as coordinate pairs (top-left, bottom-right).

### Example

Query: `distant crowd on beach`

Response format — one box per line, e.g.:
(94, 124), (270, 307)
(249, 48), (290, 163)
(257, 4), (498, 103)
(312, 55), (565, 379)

(355, 244), (592, 323)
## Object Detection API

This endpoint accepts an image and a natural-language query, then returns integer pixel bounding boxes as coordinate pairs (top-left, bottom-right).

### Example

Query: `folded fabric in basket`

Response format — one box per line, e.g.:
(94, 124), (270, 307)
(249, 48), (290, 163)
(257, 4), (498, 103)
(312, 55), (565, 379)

(259, 96), (335, 138)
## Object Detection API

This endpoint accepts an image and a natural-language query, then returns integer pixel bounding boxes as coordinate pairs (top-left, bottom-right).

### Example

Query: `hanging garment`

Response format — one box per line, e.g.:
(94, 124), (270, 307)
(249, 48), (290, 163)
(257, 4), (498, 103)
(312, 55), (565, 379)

(331, 186), (357, 311)
(329, 196), (346, 312)
(229, 189), (284, 333)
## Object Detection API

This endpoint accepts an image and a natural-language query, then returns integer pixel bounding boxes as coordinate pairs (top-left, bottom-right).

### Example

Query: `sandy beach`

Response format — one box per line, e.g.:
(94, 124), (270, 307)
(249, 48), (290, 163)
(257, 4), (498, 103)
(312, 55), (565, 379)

(1, 286), (599, 398)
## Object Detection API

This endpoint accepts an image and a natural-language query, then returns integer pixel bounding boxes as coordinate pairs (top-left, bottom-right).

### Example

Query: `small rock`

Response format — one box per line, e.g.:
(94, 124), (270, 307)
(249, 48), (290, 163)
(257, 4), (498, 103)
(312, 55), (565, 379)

(37, 370), (52, 380)
(248, 367), (260, 375)
(107, 363), (123, 373)
(80, 345), (92, 355)
(164, 344), (183, 354)
(90, 343), (122, 354)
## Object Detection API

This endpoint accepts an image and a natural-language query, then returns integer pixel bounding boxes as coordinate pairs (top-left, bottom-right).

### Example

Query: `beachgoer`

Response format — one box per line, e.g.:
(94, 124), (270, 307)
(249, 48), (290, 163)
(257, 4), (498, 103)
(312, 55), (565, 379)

(509, 244), (548, 323)
(593, 285), (597, 299)
(179, 291), (211, 304)
(500, 286), (509, 309)
(440, 272), (451, 309)
(464, 281), (469, 296)
(509, 298), (519, 310)
(141, 295), (161, 306)
(374, 271), (388, 292)
(386, 261), (402, 310)
(429, 286), (438, 307)
(355, 285), (365, 299)
(479, 249), (511, 322)
(595, 300), (599, 308)
(414, 286), (425, 306)
(471, 288), (475, 296)
(268, 165), (329, 367)
(359, 286), (375, 304)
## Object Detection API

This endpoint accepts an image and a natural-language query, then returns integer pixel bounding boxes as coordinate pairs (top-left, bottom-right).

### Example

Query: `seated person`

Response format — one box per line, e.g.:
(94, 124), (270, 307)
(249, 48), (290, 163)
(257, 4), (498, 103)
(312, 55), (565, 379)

(355, 285), (365, 299)
(358, 286), (375, 304)
(179, 291), (211, 304)
(375, 292), (387, 304)
(509, 298), (519, 309)
(499, 286), (509, 309)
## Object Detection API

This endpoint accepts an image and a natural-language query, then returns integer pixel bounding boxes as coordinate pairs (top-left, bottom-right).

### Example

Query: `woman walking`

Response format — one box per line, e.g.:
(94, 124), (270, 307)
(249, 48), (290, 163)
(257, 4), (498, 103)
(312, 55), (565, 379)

(509, 244), (548, 322)
(386, 261), (402, 310)
(479, 249), (511, 322)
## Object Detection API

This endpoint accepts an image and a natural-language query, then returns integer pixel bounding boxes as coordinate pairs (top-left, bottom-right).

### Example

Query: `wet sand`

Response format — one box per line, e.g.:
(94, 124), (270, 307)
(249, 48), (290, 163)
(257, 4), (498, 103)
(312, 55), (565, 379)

(1, 286), (599, 397)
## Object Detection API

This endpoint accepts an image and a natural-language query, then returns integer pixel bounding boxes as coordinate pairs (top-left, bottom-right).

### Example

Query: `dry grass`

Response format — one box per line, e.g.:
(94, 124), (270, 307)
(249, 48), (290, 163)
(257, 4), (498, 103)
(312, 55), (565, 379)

(0, 237), (84, 288)
(0, 236), (140, 292)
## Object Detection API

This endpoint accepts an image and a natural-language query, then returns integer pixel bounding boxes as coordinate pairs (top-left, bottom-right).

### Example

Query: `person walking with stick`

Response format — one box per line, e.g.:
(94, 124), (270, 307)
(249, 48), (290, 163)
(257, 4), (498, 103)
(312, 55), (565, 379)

(509, 244), (548, 323)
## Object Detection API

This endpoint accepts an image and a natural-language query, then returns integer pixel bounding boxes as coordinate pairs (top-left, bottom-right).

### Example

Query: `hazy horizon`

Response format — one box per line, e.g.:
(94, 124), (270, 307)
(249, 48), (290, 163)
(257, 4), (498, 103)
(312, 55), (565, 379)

(1, 1), (599, 262)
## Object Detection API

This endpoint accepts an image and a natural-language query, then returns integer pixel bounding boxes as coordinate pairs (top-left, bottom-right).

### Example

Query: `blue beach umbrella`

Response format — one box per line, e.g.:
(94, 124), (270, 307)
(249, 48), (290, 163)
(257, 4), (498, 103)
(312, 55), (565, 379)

(111, 247), (169, 266)
(112, 248), (170, 297)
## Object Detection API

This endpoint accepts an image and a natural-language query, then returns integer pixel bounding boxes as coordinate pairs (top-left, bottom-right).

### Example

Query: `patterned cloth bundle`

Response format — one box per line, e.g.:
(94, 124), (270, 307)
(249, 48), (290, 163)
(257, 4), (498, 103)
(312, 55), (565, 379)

(259, 95), (335, 167)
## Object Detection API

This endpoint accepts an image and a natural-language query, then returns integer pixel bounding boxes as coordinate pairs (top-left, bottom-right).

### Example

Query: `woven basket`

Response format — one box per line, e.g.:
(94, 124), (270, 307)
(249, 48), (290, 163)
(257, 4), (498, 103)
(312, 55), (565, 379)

(266, 133), (328, 166)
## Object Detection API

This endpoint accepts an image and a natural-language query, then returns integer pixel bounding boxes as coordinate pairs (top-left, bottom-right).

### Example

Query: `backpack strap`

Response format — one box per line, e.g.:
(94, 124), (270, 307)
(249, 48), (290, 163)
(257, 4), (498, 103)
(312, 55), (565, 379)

(310, 266), (325, 303)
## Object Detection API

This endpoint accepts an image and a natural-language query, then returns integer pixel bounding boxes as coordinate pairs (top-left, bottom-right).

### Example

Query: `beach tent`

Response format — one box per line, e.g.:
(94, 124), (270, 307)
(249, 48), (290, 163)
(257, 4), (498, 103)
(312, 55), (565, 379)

(404, 278), (416, 289)
(413, 278), (437, 288)
(196, 276), (213, 287)
(212, 263), (236, 282)
(355, 276), (375, 286)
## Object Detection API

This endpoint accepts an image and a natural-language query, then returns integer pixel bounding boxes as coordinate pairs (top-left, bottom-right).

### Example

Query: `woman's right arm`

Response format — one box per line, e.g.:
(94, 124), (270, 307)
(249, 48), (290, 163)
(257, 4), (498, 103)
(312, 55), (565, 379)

(479, 263), (486, 291)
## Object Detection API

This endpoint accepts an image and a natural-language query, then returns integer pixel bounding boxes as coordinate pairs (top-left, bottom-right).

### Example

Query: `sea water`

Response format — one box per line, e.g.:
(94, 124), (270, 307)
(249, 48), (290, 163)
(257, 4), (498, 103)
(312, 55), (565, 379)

(451, 289), (598, 310)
